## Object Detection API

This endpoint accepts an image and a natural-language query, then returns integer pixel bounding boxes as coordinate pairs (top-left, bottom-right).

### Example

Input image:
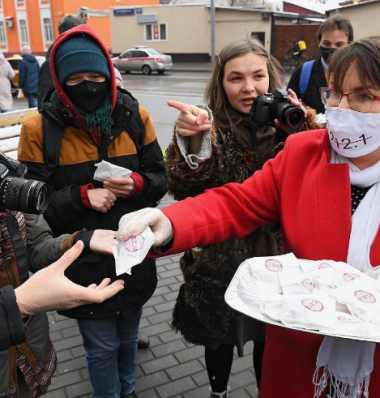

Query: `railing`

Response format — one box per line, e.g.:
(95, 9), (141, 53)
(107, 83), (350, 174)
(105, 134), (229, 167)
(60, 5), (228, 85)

(0, 108), (38, 159)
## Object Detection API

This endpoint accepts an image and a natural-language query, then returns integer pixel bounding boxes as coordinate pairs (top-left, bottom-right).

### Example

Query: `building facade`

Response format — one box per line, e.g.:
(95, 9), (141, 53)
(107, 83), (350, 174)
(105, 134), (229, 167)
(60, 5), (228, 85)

(110, 5), (323, 62)
(0, 0), (159, 56)
(111, 5), (274, 62)
(327, 0), (380, 40)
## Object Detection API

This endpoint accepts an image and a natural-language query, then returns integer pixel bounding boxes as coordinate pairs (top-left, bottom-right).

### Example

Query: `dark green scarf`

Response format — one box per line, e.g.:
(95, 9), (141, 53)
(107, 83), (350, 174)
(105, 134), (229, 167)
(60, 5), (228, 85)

(76, 96), (114, 137)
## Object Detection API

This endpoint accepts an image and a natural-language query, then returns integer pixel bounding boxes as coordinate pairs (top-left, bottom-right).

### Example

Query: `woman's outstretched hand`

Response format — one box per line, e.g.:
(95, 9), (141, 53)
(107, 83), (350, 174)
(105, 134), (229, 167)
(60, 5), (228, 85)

(117, 208), (173, 248)
(168, 100), (211, 136)
(15, 241), (125, 316)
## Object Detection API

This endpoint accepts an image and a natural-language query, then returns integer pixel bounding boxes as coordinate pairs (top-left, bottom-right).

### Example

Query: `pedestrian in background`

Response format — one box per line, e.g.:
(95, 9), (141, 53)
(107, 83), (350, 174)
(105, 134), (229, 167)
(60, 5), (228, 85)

(287, 14), (353, 115)
(38, 14), (84, 109)
(19, 45), (40, 108)
(0, 51), (15, 113)
(165, 38), (319, 398)
(18, 25), (166, 398)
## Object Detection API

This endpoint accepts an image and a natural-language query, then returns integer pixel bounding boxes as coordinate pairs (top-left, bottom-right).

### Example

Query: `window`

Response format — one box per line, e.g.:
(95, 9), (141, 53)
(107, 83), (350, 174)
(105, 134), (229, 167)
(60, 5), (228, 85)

(19, 19), (29, 44)
(0, 21), (5, 46)
(145, 23), (167, 41)
(43, 17), (53, 43)
(121, 51), (132, 59)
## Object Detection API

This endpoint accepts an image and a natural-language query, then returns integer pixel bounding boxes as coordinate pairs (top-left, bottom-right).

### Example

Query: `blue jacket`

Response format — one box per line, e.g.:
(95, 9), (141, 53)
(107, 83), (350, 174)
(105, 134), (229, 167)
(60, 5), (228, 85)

(19, 54), (39, 94)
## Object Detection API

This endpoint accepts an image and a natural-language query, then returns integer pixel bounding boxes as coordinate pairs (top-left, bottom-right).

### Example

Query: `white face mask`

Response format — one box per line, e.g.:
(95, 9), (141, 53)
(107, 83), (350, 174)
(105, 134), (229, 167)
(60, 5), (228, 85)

(326, 107), (380, 158)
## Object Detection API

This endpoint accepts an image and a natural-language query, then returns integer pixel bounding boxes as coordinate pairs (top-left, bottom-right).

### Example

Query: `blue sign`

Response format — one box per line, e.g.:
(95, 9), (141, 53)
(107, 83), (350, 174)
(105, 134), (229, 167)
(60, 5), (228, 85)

(136, 8), (143, 14)
(114, 8), (135, 16)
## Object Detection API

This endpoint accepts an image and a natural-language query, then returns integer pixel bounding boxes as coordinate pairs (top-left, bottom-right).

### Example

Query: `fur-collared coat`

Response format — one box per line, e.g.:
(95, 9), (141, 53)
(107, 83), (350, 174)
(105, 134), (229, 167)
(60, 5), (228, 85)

(166, 108), (319, 349)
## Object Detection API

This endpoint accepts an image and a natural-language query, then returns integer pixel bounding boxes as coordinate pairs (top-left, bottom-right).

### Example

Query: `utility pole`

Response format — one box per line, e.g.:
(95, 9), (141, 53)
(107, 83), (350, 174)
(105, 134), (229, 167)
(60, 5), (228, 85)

(210, 0), (216, 64)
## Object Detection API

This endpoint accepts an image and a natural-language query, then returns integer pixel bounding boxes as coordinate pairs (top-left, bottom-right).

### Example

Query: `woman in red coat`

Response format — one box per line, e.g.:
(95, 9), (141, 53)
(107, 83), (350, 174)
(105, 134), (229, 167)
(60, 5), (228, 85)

(118, 36), (380, 398)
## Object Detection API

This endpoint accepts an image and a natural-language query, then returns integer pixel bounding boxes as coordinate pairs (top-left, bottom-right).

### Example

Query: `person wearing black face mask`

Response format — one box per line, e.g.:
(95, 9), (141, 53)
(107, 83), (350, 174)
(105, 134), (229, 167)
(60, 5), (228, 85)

(18, 25), (167, 398)
(287, 14), (353, 116)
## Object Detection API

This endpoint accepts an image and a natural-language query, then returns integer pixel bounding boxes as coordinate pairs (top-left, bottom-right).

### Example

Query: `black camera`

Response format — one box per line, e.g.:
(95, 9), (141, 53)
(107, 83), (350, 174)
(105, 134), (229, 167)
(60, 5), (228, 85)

(250, 89), (305, 129)
(0, 163), (49, 214)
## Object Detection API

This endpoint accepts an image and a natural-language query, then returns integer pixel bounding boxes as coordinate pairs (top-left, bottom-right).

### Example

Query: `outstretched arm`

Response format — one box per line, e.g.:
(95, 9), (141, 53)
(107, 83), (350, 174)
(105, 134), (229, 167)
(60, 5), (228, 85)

(16, 241), (124, 316)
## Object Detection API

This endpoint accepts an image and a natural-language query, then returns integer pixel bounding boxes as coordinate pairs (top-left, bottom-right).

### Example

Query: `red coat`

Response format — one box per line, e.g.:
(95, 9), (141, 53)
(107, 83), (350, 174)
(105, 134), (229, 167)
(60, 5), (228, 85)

(161, 128), (380, 397)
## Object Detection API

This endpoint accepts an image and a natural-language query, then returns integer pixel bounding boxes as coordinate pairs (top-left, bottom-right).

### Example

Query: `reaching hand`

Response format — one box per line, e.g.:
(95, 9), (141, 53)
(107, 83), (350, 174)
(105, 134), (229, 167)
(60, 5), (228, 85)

(168, 100), (211, 136)
(88, 188), (117, 213)
(103, 177), (135, 199)
(90, 230), (118, 255)
(117, 208), (173, 247)
(274, 88), (307, 134)
(15, 241), (124, 316)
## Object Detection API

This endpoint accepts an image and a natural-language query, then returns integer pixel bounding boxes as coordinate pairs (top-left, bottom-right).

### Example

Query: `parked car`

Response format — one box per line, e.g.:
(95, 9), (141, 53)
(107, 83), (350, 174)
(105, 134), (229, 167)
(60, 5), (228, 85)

(112, 46), (172, 75)
(6, 54), (45, 94)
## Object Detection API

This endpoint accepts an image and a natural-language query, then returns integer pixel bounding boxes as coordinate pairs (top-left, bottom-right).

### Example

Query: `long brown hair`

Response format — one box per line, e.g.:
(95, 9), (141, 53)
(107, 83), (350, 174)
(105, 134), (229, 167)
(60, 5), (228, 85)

(205, 38), (284, 132)
(328, 36), (380, 91)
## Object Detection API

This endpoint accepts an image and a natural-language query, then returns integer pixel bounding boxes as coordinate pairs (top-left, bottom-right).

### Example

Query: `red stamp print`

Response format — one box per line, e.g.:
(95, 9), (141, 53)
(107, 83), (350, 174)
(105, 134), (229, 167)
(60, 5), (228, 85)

(343, 272), (360, 283)
(338, 315), (361, 324)
(301, 279), (317, 292)
(125, 235), (145, 252)
(265, 259), (283, 272)
(318, 262), (331, 269)
(354, 290), (376, 304)
(301, 298), (324, 312)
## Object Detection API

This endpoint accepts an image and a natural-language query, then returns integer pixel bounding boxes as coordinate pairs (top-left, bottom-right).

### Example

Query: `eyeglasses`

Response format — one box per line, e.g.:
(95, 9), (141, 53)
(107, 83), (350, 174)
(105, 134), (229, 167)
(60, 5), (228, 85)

(320, 88), (380, 113)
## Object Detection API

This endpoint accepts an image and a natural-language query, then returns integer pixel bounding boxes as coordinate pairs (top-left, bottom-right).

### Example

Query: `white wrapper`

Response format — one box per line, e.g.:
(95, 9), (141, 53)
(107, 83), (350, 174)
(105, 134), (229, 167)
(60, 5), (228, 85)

(279, 272), (319, 295)
(247, 253), (300, 294)
(113, 227), (155, 276)
(94, 160), (132, 182)
(330, 278), (379, 323)
(330, 311), (380, 340)
(279, 289), (336, 331)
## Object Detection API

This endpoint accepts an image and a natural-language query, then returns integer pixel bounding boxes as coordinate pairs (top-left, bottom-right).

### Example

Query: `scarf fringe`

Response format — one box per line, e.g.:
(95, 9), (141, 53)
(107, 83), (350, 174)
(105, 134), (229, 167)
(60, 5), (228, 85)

(313, 366), (370, 398)
(76, 97), (113, 137)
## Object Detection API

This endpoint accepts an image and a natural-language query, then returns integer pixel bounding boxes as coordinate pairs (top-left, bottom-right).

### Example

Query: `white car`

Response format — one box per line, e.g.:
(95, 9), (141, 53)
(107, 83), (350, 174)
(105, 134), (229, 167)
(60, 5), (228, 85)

(112, 46), (172, 75)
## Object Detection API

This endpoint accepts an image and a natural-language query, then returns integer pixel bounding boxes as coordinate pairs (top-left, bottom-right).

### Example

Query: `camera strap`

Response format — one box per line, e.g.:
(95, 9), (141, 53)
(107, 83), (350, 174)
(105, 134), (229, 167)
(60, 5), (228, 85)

(42, 116), (63, 174)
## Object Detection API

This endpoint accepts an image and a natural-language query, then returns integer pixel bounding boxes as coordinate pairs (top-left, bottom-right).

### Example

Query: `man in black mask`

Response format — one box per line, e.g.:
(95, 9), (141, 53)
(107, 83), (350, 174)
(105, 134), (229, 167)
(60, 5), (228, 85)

(18, 25), (167, 398)
(287, 14), (353, 115)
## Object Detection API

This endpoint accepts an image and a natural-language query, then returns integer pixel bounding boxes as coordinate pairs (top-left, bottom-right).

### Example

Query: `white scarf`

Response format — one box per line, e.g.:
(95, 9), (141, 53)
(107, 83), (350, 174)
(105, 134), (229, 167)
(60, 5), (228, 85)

(313, 147), (380, 398)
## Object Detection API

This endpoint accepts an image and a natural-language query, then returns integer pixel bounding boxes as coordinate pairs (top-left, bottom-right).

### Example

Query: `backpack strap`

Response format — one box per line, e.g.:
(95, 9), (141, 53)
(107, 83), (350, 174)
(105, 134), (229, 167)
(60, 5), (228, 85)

(42, 116), (63, 173)
(299, 60), (315, 96)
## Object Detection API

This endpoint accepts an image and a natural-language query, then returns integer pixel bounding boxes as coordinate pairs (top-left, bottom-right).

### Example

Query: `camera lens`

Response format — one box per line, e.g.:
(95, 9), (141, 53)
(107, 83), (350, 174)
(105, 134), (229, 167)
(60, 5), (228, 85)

(283, 107), (305, 129)
(276, 102), (305, 129)
(0, 177), (49, 214)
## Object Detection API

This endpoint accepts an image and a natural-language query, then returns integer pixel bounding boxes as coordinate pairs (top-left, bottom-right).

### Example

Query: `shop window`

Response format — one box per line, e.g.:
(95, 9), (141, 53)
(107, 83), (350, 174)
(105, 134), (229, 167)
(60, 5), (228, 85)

(145, 23), (167, 41)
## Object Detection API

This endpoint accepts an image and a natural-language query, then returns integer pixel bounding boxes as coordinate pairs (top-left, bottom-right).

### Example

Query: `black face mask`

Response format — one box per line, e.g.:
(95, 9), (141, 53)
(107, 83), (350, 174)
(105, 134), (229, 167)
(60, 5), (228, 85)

(319, 46), (336, 64)
(64, 79), (109, 113)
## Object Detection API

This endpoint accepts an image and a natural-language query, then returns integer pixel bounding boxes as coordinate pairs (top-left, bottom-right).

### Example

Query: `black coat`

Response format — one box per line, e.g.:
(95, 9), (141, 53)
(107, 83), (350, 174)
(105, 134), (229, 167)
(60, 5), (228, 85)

(287, 57), (327, 115)
(19, 89), (167, 319)
(37, 45), (53, 110)
(19, 54), (40, 95)
(0, 286), (25, 350)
